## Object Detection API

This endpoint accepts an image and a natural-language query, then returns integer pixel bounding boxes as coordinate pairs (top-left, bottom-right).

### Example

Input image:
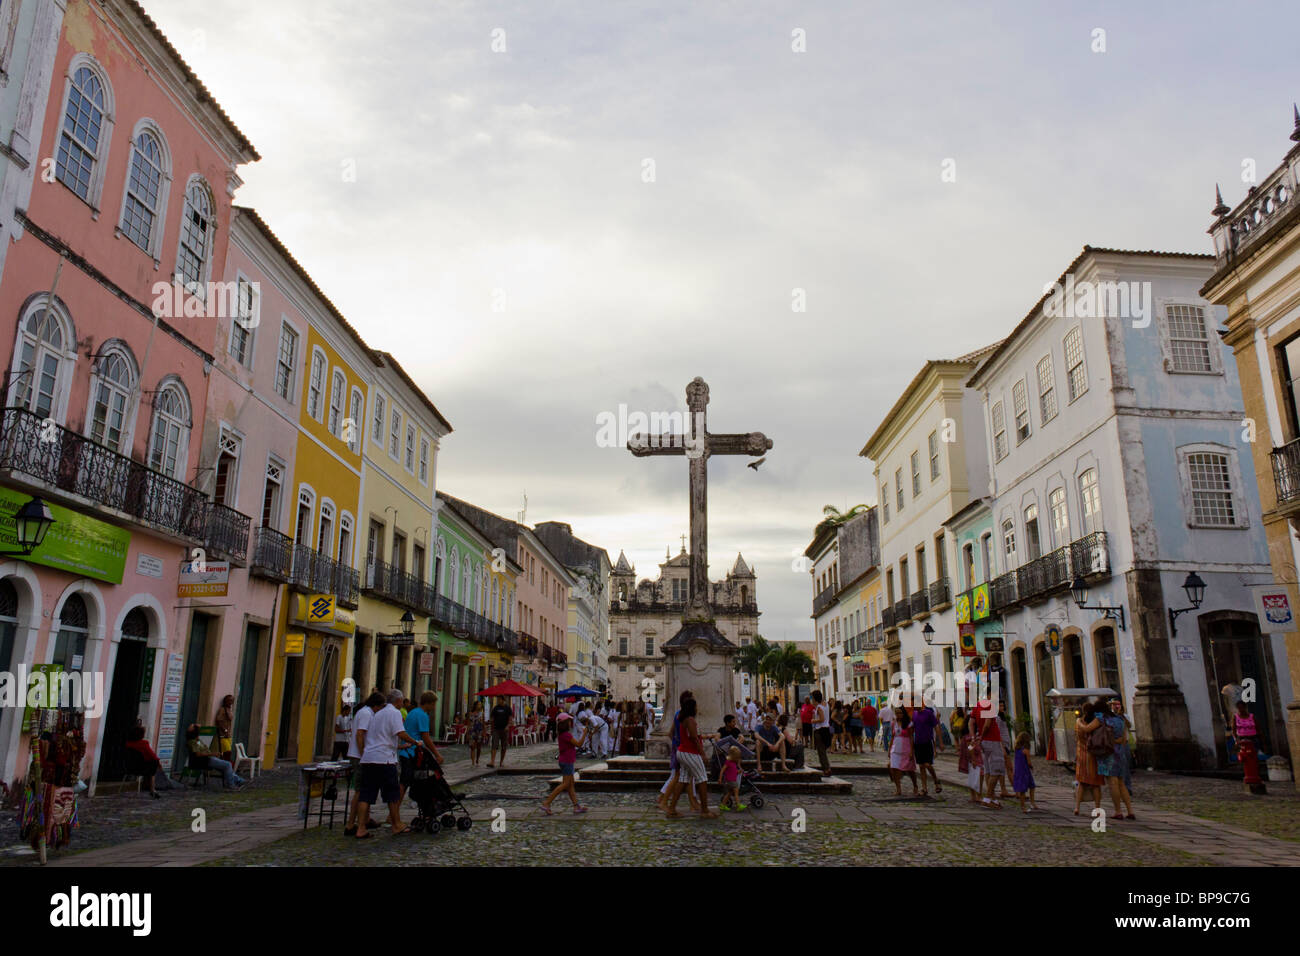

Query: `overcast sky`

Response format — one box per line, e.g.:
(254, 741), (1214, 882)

(149, 0), (1297, 642)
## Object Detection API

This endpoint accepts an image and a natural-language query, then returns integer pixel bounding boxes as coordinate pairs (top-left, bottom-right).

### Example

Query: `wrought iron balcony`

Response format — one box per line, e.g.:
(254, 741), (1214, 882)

(928, 577), (951, 611)
(0, 405), (208, 541)
(910, 588), (930, 617)
(291, 542), (360, 608)
(1069, 530), (1111, 579)
(881, 605), (897, 631)
(893, 596), (912, 624)
(812, 583), (837, 617)
(364, 558), (423, 609)
(868, 624), (884, 648)
(1016, 546), (1071, 601)
(205, 501), (251, 564)
(1273, 437), (1300, 513)
(251, 526), (294, 582)
(991, 571), (1018, 610)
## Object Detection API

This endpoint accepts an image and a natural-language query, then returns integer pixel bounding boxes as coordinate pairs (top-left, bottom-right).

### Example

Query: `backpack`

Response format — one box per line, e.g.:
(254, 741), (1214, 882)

(1086, 718), (1115, 758)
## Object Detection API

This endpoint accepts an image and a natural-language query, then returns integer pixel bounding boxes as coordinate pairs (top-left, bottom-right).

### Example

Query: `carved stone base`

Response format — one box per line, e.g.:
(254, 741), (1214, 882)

(1131, 680), (1201, 771)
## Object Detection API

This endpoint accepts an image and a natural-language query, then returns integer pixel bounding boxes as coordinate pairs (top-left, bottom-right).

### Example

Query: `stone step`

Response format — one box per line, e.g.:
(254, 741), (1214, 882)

(579, 768), (819, 783)
(604, 756), (810, 773)
(552, 773), (854, 794)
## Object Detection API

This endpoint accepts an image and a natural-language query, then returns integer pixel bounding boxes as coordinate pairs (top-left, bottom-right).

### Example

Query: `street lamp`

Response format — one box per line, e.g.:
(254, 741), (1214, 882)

(399, 610), (415, 638)
(0, 496), (54, 556)
(1070, 576), (1126, 631)
(1167, 571), (1207, 638)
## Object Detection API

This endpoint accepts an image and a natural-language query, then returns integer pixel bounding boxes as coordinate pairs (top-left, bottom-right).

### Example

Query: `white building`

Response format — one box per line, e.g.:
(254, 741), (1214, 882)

(968, 246), (1287, 769)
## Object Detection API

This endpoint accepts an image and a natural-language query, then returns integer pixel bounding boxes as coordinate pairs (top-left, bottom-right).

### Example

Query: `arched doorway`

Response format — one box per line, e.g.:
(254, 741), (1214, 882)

(0, 581), (16, 678)
(1093, 626), (1122, 706)
(1010, 645), (1031, 718)
(99, 608), (149, 781)
(1062, 632), (1085, 687)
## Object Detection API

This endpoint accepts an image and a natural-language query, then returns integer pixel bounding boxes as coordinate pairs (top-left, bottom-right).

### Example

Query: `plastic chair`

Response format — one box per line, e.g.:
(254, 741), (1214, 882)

(233, 742), (262, 780)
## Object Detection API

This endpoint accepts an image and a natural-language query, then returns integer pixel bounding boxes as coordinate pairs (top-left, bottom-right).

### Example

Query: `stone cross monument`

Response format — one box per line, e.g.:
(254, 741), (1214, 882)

(627, 377), (772, 754)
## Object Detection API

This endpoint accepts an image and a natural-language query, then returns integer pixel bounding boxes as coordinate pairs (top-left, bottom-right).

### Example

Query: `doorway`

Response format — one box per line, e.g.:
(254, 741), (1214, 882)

(232, 623), (268, 756)
(1062, 632), (1085, 687)
(98, 609), (150, 781)
(1034, 641), (1057, 754)
(175, 612), (211, 772)
(277, 656), (303, 760)
(1200, 613), (1279, 767)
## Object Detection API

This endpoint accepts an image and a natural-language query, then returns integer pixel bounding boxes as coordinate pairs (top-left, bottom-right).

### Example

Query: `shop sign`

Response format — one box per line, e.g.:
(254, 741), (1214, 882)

(1248, 584), (1294, 633)
(419, 652), (435, 675)
(284, 632), (306, 656)
(288, 595), (355, 637)
(467, 652), (486, 664)
(156, 653), (185, 767)
(178, 559), (229, 597)
(139, 648), (157, 702)
(307, 594), (336, 625)
(136, 554), (164, 578)
(1045, 624), (1062, 655)
(984, 636), (1004, 654)
(0, 487), (130, 584)
(959, 623), (977, 657)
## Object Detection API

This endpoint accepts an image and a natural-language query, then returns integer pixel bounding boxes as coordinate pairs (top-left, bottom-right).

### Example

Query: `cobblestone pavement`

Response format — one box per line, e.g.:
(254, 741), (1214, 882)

(10, 742), (1297, 866)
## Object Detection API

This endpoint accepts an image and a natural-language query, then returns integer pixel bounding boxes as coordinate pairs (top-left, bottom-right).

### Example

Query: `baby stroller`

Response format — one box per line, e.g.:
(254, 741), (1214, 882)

(710, 738), (766, 809)
(408, 744), (472, 834)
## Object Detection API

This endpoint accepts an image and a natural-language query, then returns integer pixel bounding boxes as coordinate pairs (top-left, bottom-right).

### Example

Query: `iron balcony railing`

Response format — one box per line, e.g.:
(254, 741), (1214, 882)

(251, 526), (293, 582)
(910, 588), (930, 616)
(205, 501), (251, 564)
(868, 624), (884, 648)
(1069, 531), (1111, 578)
(1272, 437), (1300, 508)
(365, 559), (422, 609)
(990, 531), (1111, 611)
(291, 542), (360, 608)
(1016, 547), (1071, 601)
(812, 584), (837, 617)
(0, 405), (208, 541)
(893, 596), (912, 624)
(881, 605), (897, 631)
(929, 577), (951, 610)
(991, 571), (1018, 610)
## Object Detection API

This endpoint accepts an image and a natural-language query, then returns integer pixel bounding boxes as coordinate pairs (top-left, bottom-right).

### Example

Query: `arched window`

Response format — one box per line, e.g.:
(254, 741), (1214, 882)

(88, 346), (137, 452)
(147, 383), (190, 478)
(338, 513), (354, 566)
(328, 369), (345, 436)
(348, 387), (364, 452)
(176, 179), (214, 290)
(121, 129), (166, 253)
(462, 563), (472, 611)
(12, 303), (73, 420)
(57, 67), (107, 202)
(491, 578), (499, 621)
(53, 594), (89, 674)
(307, 349), (325, 421)
(121, 607), (149, 641)
(317, 500), (335, 556)
(448, 548), (459, 601)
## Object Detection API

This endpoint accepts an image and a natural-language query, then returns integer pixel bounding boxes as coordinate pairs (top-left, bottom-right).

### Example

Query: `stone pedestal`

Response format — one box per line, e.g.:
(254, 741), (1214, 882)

(1126, 568), (1201, 770)
(644, 620), (737, 759)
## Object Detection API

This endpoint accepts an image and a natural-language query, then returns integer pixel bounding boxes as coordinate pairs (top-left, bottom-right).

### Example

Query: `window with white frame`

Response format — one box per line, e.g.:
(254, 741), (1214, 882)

(1001, 519), (1016, 569)
(307, 350), (325, 421)
(317, 501), (335, 556)
(230, 278), (257, 367)
(261, 457), (284, 529)
(881, 481), (890, 522)
(928, 430), (940, 480)
(328, 369), (345, 435)
(419, 438), (430, 483)
(1023, 503), (1041, 561)
(120, 129), (165, 253)
(12, 303), (73, 420)
(1078, 468), (1102, 534)
(338, 513), (354, 567)
(911, 451), (921, 496)
(88, 347), (136, 453)
(213, 427), (241, 507)
(895, 468), (904, 511)
(1165, 304), (1215, 373)
(405, 423), (416, 472)
(1013, 379), (1030, 443)
(275, 322), (298, 400)
(1049, 486), (1070, 547)
(1179, 447), (1247, 528)
(1064, 327), (1087, 401)
(980, 533), (992, 583)
(1036, 355), (1057, 423)
(56, 66), (107, 204)
(349, 388), (364, 452)
(371, 393), (386, 446)
(175, 179), (214, 292)
(147, 383), (190, 479)
(991, 401), (1008, 461)
(389, 408), (401, 458)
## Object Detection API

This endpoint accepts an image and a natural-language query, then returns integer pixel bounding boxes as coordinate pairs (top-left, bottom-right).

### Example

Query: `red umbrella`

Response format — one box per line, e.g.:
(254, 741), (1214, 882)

(477, 678), (543, 698)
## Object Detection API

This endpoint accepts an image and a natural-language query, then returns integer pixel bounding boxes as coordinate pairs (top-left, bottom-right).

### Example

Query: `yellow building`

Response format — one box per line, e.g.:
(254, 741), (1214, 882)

(355, 353), (452, 708)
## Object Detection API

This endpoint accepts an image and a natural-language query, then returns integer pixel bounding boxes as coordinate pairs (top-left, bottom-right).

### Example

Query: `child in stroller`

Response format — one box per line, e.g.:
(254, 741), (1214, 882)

(710, 739), (765, 809)
(408, 743), (473, 834)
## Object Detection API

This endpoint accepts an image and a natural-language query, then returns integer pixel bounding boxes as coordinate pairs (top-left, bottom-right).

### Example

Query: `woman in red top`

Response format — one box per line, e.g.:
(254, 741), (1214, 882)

(541, 714), (589, 814)
(124, 726), (162, 798)
(664, 698), (717, 818)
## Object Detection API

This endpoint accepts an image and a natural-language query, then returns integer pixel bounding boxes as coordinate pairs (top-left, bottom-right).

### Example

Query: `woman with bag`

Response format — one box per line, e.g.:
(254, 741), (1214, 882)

(1097, 705), (1134, 819)
(1073, 702), (1105, 816)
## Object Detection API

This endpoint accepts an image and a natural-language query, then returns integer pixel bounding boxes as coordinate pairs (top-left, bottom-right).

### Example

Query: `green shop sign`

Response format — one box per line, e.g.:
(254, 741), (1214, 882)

(0, 487), (130, 584)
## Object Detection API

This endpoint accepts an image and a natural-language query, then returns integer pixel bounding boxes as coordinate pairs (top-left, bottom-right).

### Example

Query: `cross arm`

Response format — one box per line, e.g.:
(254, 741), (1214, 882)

(706, 431), (773, 456)
(627, 434), (690, 457)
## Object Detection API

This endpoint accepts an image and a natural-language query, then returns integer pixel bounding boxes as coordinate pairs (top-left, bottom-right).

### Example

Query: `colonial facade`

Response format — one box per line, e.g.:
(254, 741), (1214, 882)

(608, 547), (758, 704)
(806, 509), (884, 701)
(969, 247), (1283, 768)
(533, 520), (612, 693)
(1203, 112), (1300, 777)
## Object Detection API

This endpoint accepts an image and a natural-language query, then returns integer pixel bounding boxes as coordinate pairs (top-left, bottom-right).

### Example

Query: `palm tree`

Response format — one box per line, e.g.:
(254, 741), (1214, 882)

(761, 642), (816, 712)
(733, 635), (772, 701)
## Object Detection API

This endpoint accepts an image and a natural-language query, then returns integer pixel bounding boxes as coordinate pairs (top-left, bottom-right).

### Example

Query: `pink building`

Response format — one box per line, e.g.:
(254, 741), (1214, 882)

(0, 0), (257, 789)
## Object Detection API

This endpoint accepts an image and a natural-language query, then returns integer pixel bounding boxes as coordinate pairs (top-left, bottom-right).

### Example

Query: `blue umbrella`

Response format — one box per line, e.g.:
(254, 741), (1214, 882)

(556, 685), (598, 697)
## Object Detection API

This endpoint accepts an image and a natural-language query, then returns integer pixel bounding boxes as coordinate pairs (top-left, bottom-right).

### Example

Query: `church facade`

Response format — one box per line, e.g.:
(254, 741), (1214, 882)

(608, 548), (760, 707)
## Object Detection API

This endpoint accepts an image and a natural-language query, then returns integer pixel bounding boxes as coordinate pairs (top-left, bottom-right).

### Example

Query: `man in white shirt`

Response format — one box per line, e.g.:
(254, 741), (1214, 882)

(345, 691), (383, 835)
(879, 701), (895, 753)
(583, 710), (611, 758)
(355, 689), (418, 838)
(744, 698), (759, 733)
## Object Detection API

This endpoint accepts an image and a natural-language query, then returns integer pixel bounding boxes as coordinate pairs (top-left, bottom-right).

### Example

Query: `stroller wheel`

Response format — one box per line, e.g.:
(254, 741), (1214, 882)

(441, 813), (456, 831)
(410, 817), (424, 832)
(749, 795), (765, 809)
(427, 818), (441, 835)
(456, 816), (473, 831)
